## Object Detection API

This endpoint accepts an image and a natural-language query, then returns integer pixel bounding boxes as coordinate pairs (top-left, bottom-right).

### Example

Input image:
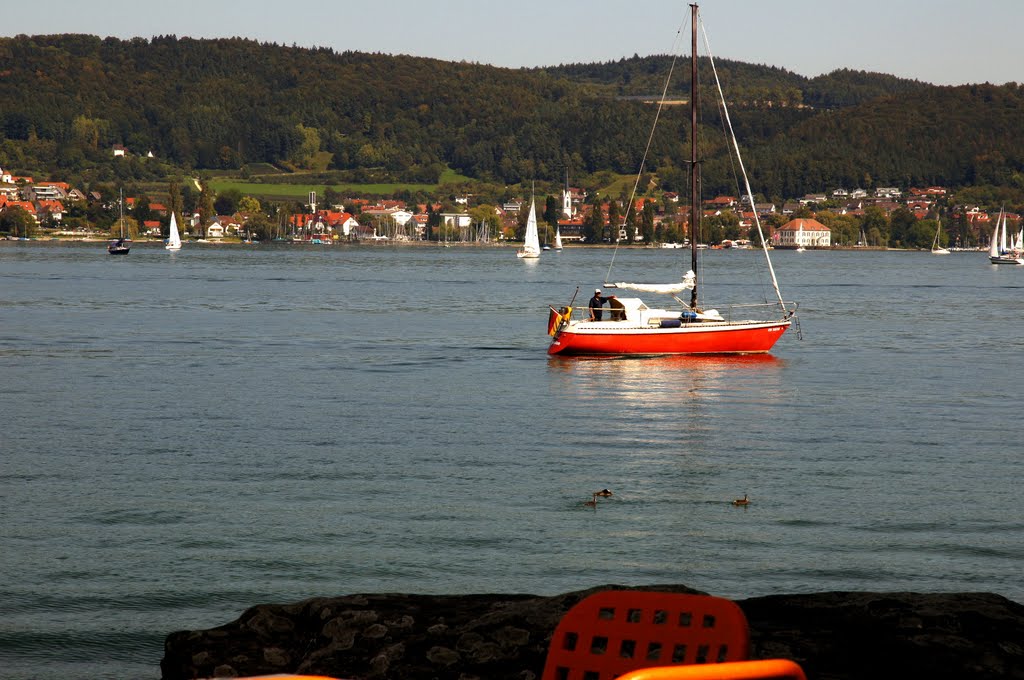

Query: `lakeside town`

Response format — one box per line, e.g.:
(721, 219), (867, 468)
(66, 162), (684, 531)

(0, 162), (1017, 250)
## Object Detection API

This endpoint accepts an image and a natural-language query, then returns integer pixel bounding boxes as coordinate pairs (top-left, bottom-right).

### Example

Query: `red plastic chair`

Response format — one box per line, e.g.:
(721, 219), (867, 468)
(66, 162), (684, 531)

(542, 590), (752, 680)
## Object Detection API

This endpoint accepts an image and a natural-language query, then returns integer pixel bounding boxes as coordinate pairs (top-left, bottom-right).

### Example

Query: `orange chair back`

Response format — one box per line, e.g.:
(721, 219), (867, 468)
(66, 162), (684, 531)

(542, 591), (750, 680)
(615, 659), (807, 680)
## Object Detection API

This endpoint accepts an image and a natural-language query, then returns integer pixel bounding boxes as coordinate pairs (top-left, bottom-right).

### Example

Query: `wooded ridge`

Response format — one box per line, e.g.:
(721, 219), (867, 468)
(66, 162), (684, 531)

(1, 35), (1022, 200)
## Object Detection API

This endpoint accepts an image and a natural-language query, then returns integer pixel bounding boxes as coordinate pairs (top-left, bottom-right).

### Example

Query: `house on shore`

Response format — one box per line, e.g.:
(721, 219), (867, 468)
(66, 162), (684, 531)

(774, 218), (831, 248)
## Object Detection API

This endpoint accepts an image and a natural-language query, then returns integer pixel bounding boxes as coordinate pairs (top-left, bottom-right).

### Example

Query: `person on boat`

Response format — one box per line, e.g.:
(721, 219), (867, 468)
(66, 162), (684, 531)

(589, 288), (609, 320)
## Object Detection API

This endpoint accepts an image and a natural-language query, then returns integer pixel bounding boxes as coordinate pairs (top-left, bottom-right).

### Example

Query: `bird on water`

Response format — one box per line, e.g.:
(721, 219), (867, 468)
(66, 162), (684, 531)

(732, 494), (750, 506)
(584, 489), (614, 508)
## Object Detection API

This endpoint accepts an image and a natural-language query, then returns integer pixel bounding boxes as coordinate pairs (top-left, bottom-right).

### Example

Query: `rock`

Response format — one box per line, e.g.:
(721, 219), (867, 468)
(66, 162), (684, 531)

(161, 585), (1024, 680)
(742, 591), (1024, 680)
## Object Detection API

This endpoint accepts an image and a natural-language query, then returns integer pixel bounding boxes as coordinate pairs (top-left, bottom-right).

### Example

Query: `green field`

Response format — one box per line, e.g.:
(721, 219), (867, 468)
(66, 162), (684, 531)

(208, 168), (473, 200)
(242, 162), (286, 175)
(205, 168), (654, 204)
(595, 173), (655, 199)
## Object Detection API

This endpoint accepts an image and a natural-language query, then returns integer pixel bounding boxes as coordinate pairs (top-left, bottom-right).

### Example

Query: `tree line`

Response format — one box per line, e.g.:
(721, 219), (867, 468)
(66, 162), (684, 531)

(1, 35), (1022, 206)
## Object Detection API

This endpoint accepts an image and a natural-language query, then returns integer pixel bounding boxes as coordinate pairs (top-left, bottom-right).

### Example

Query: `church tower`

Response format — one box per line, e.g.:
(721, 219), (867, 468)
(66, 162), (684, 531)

(562, 171), (573, 219)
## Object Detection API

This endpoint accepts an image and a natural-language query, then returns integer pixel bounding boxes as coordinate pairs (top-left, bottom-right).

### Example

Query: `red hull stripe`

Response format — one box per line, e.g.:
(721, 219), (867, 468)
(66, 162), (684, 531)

(548, 322), (790, 355)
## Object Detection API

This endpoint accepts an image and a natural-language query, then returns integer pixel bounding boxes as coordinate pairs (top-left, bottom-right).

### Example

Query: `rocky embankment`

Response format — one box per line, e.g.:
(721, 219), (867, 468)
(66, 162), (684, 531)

(161, 585), (1024, 680)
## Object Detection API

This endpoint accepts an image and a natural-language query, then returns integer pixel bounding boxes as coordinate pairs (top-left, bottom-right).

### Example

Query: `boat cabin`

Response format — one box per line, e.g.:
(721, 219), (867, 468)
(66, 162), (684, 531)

(593, 297), (722, 327)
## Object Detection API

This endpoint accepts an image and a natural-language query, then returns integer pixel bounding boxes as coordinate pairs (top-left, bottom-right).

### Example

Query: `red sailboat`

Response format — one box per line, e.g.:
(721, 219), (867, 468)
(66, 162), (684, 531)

(547, 3), (796, 356)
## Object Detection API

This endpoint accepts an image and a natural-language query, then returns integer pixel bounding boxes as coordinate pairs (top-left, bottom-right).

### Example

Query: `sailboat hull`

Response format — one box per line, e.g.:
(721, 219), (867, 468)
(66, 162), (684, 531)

(548, 319), (790, 356)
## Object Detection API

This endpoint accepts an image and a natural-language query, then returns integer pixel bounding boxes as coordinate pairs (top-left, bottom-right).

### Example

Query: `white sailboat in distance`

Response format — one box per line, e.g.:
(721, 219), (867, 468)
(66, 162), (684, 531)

(516, 198), (541, 259)
(988, 208), (1023, 264)
(930, 217), (949, 254)
(166, 212), (182, 251)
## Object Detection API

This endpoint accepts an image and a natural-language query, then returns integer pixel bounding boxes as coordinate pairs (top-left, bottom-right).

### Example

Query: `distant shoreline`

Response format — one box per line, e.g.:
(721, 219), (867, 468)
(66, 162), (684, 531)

(0, 237), (984, 252)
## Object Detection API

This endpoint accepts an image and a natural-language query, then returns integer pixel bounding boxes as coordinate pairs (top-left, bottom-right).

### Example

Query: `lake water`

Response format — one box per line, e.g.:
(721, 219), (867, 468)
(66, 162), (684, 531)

(1, 241), (1021, 679)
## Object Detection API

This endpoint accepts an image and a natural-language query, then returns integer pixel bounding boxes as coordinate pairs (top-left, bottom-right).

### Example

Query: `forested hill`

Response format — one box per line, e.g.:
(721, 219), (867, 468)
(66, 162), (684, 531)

(1, 34), (1022, 199)
(538, 57), (929, 108)
(738, 84), (1024, 199)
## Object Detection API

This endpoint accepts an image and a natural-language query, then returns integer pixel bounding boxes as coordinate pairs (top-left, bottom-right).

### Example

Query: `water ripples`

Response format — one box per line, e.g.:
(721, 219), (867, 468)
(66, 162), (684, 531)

(2, 243), (1023, 678)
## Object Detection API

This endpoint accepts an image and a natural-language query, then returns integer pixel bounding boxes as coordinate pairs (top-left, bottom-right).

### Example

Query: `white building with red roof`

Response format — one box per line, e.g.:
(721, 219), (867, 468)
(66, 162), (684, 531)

(774, 218), (831, 247)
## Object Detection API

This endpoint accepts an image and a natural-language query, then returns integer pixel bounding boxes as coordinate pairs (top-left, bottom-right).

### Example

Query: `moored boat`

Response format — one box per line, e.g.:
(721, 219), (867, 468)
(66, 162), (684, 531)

(165, 212), (182, 251)
(988, 208), (1023, 264)
(107, 189), (130, 255)
(930, 217), (950, 255)
(517, 197), (541, 259)
(546, 3), (795, 356)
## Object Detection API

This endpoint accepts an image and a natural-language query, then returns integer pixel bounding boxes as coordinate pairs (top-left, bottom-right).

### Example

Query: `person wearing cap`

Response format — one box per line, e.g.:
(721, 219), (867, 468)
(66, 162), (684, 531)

(588, 288), (609, 321)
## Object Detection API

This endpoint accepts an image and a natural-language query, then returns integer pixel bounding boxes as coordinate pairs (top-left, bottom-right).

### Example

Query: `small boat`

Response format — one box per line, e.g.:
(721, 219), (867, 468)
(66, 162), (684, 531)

(795, 246), (807, 253)
(988, 208), (1024, 265)
(107, 238), (130, 255)
(165, 212), (182, 251)
(546, 4), (795, 356)
(554, 227), (563, 251)
(107, 190), (130, 255)
(930, 218), (950, 255)
(517, 197), (541, 259)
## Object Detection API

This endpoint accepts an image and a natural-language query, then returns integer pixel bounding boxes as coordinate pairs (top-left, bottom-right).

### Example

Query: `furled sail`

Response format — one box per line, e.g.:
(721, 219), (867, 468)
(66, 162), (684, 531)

(610, 270), (696, 294)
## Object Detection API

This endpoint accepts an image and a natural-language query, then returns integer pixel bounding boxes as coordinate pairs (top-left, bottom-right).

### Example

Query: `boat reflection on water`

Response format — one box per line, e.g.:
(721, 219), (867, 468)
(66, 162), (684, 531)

(546, 354), (791, 460)
(547, 354), (787, 429)
(549, 352), (783, 383)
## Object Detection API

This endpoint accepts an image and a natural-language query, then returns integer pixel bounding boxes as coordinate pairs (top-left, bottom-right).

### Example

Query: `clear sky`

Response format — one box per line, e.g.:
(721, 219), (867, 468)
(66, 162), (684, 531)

(4, 0), (1021, 86)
